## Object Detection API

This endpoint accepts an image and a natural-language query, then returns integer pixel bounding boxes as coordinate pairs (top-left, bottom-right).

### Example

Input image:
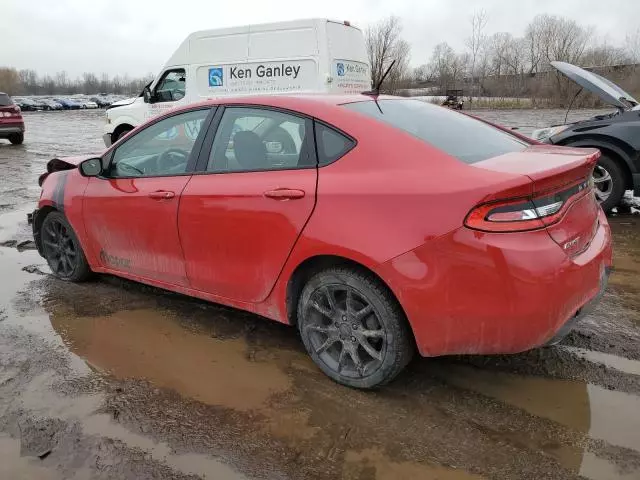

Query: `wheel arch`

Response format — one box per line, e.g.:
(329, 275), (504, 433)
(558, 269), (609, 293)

(559, 136), (634, 190)
(112, 123), (135, 141)
(33, 205), (59, 254)
(285, 254), (414, 339)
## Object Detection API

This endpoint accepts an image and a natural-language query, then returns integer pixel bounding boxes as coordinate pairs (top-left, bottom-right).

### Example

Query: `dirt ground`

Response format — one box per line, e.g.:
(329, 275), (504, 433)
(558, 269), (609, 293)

(0, 110), (639, 480)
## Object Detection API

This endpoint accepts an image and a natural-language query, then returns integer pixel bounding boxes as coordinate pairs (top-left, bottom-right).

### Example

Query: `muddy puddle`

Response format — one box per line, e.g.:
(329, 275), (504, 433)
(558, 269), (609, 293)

(1, 110), (640, 479)
(2, 225), (640, 479)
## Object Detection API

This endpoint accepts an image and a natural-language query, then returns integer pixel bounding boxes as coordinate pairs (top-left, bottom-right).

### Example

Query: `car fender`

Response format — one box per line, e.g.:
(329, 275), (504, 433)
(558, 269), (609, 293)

(553, 134), (637, 174)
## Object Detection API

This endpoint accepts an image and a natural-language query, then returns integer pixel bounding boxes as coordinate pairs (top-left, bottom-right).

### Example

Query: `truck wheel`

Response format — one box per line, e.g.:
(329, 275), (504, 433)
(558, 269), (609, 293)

(9, 133), (24, 145)
(297, 267), (414, 389)
(40, 212), (92, 282)
(593, 155), (625, 213)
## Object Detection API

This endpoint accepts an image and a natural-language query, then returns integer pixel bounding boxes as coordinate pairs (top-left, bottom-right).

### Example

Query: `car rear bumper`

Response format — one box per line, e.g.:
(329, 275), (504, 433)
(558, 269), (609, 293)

(0, 123), (25, 136)
(375, 208), (613, 357)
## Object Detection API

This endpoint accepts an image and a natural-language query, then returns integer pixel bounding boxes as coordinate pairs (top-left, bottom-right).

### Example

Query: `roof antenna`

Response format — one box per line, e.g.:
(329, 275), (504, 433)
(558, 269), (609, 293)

(363, 60), (396, 97)
(564, 87), (583, 124)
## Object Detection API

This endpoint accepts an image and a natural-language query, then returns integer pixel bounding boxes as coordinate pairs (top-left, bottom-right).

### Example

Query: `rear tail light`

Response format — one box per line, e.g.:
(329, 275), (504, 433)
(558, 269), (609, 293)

(465, 177), (593, 233)
(0, 106), (22, 117)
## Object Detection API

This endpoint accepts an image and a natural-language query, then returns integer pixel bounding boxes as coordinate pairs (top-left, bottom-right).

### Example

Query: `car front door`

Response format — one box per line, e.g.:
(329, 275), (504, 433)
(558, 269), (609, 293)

(82, 107), (213, 286)
(178, 106), (317, 303)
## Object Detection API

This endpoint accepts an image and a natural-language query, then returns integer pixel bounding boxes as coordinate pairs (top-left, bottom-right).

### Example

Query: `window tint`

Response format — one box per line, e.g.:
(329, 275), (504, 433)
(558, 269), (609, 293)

(155, 69), (186, 102)
(315, 123), (355, 166)
(0, 94), (12, 106)
(344, 99), (527, 164)
(110, 109), (209, 178)
(207, 107), (311, 172)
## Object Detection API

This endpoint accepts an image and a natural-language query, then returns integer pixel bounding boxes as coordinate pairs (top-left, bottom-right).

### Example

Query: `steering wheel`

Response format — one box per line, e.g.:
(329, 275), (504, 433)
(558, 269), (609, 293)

(156, 148), (189, 173)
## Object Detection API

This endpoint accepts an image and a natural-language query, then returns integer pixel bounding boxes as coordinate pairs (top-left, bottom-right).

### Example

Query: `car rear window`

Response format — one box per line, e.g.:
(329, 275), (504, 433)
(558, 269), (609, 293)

(0, 94), (12, 106)
(343, 99), (528, 164)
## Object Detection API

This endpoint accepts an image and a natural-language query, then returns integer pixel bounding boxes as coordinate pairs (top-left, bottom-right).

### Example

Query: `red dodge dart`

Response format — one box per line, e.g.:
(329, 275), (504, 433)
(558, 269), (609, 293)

(30, 95), (612, 388)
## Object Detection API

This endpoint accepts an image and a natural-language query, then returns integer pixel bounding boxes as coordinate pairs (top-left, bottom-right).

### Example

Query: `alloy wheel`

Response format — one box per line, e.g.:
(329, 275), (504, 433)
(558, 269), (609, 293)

(42, 218), (78, 277)
(302, 285), (387, 379)
(593, 164), (613, 203)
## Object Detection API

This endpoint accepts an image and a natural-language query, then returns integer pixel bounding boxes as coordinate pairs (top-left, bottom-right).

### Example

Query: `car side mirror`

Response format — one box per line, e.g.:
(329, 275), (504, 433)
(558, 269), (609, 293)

(79, 158), (103, 177)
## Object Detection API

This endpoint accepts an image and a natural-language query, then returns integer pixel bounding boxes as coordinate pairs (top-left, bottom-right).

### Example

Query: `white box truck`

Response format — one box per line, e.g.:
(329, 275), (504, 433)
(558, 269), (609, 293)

(103, 18), (371, 146)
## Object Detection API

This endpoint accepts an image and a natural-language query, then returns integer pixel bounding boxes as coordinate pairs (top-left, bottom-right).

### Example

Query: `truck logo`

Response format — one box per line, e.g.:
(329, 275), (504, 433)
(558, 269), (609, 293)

(336, 62), (345, 76)
(209, 67), (224, 87)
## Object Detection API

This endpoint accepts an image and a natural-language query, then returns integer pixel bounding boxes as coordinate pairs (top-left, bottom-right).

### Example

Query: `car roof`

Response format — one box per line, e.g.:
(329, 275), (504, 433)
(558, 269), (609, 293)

(167, 93), (399, 116)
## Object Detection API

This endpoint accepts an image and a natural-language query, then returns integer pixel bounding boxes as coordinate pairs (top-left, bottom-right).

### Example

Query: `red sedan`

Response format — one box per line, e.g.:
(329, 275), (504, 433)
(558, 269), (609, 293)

(30, 95), (612, 388)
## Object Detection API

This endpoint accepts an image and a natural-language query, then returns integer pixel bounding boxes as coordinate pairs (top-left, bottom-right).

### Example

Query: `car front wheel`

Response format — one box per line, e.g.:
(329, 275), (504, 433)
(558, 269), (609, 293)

(40, 212), (92, 282)
(593, 155), (625, 213)
(297, 268), (414, 389)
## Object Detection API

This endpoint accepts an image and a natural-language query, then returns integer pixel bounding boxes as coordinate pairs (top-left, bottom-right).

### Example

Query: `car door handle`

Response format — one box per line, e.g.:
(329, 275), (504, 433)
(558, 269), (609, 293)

(263, 189), (305, 200)
(148, 191), (175, 200)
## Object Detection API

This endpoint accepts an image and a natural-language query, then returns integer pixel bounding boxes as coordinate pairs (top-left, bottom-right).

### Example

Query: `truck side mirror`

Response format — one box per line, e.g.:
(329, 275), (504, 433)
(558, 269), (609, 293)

(143, 86), (155, 104)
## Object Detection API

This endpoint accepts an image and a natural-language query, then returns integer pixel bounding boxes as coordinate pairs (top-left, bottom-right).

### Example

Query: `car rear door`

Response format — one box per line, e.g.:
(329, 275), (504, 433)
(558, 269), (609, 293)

(178, 106), (317, 303)
(82, 107), (213, 286)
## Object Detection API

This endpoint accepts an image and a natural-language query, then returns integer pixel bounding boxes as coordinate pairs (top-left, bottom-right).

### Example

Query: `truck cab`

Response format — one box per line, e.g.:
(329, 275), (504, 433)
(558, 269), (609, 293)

(103, 18), (371, 146)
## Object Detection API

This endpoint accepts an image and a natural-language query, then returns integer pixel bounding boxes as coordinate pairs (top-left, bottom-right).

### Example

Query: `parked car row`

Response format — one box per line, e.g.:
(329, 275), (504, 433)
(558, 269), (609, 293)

(12, 95), (123, 111)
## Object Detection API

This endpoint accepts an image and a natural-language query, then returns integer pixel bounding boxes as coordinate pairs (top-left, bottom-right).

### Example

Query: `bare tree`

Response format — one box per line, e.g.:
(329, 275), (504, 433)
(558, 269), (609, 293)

(365, 16), (411, 93)
(537, 15), (592, 65)
(626, 28), (640, 62)
(427, 42), (459, 93)
(582, 44), (630, 67)
(0, 68), (21, 95)
(487, 32), (513, 76)
(465, 10), (488, 81)
(524, 16), (545, 74)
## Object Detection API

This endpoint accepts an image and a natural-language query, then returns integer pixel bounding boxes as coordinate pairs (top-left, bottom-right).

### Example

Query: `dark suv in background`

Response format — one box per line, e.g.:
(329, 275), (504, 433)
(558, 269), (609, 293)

(0, 93), (25, 145)
(532, 62), (639, 212)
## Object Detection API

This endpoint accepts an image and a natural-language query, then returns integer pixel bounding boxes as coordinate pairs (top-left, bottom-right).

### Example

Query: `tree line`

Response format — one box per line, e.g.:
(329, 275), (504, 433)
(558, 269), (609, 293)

(366, 14), (640, 105)
(0, 68), (154, 96)
(3, 13), (639, 104)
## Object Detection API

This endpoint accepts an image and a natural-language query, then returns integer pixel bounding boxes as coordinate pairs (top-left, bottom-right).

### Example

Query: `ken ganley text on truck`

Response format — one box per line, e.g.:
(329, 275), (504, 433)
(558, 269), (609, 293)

(209, 64), (302, 87)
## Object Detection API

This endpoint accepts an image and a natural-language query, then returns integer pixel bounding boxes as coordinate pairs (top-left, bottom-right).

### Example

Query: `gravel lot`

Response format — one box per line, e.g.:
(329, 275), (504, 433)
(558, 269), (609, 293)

(0, 109), (639, 480)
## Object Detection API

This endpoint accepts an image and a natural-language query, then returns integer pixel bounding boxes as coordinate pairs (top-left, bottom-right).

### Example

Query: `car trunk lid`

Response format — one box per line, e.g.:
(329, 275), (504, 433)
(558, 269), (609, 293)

(471, 145), (601, 256)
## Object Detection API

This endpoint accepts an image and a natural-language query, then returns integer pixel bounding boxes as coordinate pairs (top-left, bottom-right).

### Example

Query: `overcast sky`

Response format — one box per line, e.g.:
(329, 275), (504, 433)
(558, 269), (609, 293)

(2, 0), (638, 78)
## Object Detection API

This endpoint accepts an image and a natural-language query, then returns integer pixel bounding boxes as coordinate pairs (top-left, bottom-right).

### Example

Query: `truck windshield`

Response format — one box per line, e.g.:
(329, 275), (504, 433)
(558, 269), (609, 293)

(343, 99), (528, 164)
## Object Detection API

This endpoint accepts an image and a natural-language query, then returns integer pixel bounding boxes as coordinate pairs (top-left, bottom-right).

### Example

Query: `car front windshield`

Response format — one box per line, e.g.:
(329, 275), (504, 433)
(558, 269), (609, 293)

(344, 99), (528, 164)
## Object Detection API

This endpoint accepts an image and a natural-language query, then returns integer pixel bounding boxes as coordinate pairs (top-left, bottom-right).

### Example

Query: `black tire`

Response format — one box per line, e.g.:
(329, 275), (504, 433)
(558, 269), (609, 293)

(595, 155), (626, 213)
(297, 268), (414, 389)
(40, 211), (92, 282)
(9, 133), (24, 145)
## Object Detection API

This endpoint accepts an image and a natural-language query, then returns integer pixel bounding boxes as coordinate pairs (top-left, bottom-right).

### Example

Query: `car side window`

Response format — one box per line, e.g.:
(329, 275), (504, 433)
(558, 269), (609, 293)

(206, 107), (312, 173)
(314, 123), (355, 166)
(155, 69), (186, 102)
(109, 109), (209, 178)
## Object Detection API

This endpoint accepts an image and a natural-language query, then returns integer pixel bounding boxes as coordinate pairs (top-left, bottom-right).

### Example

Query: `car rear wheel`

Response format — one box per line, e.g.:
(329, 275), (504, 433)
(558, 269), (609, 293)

(297, 268), (414, 389)
(9, 133), (23, 145)
(40, 212), (92, 282)
(593, 155), (625, 213)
